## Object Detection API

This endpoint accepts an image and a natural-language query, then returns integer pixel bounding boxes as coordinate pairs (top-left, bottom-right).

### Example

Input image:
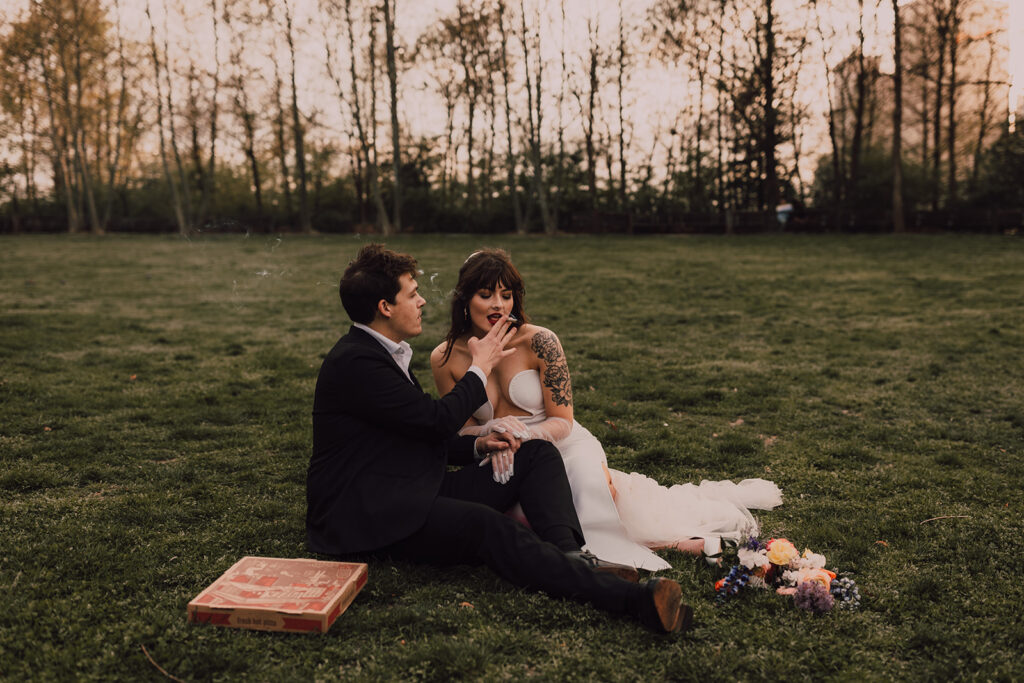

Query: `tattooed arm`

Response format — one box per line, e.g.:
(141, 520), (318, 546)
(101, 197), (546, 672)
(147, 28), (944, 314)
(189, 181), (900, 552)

(523, 328), (574, 443)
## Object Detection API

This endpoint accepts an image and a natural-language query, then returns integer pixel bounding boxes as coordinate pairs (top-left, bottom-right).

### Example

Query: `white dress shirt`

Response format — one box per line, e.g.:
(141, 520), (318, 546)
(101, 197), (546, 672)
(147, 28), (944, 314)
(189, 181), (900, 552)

(353, 322), (486, 387)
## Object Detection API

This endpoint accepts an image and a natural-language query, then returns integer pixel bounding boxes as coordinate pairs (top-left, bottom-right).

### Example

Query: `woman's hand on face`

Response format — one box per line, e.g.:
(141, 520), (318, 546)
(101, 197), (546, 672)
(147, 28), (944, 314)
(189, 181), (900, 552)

(466, 313), (518, 375)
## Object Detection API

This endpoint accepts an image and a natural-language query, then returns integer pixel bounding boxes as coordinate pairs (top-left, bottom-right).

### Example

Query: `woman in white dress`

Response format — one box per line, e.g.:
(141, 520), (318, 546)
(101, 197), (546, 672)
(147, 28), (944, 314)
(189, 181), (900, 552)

(430, 249), (782, 571)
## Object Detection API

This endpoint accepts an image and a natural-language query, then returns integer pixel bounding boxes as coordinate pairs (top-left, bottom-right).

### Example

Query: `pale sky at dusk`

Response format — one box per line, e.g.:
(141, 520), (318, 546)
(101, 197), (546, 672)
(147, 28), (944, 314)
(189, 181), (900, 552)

(4, 0), (1021, 180)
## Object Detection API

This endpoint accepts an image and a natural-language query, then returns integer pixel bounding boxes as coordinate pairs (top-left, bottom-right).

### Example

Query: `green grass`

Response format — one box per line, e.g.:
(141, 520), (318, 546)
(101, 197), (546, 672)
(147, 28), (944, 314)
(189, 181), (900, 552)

(1, 233), (1022, 681)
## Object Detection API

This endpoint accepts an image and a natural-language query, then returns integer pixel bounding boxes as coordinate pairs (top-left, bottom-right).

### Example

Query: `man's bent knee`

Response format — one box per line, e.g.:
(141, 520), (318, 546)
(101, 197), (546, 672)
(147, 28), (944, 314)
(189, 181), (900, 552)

(519, 439), (561, 462)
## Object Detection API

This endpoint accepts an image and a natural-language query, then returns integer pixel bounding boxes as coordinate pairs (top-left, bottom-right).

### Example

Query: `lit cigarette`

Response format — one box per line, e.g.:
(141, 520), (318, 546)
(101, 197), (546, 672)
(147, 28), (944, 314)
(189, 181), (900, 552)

(508, 315), (519, 323)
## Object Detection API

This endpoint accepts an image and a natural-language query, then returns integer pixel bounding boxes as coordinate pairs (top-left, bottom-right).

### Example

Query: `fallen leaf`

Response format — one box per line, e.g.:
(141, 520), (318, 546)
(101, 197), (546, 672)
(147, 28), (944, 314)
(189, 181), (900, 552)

(43, 426), (52, 432)
(875, 540), (889, 547)
(730, 418), (745, 427)
(459, 601), (473, 609)
(604, 420), (618, 431)
(711, 432), (719, 438)
(129, 374), (137, 381)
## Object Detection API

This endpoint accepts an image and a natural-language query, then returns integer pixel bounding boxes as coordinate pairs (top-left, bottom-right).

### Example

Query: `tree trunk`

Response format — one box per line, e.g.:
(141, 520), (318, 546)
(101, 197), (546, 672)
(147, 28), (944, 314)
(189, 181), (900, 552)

(365, 7), (391, 234)
(932, 11), (946, 211)
(383, 0), (401, 231)
(616, 0), (627, 211)
(66, 3), (102, 235)
(969, 37), (997, 195)
(891, 0), (906, 233)
(145, 0), (188, 234)
(283, 1), (311, 233)
(496, 0), (524, 233)
(101, 0), (130, 231)
(946, 0), (959, 207)
(761, 0), (779, 213)
(271, 60), (293, 227)
(519, 0), (554, 234)
(717, 0), (728, 225)
(847, 0), (868, 211)
(583, 16), (598, 211)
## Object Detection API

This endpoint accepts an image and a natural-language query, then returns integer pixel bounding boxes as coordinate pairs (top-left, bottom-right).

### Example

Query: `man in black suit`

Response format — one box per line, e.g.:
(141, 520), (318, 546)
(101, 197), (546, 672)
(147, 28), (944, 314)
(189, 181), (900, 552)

(306, 244), (691, 633)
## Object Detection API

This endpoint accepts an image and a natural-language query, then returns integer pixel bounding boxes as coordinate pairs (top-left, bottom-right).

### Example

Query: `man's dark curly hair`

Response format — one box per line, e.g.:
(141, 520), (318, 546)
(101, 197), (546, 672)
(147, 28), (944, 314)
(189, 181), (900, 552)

(339, 244), (419, 324)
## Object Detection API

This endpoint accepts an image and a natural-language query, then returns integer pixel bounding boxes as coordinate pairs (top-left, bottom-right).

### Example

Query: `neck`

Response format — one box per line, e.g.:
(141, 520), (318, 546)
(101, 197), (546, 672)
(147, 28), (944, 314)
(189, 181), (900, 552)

(364, 319), (404, 344)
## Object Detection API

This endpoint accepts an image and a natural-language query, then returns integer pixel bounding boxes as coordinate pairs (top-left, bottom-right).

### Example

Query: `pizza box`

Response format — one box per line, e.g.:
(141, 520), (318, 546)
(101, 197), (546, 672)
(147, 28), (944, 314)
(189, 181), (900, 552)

(187, 556), (367, 634)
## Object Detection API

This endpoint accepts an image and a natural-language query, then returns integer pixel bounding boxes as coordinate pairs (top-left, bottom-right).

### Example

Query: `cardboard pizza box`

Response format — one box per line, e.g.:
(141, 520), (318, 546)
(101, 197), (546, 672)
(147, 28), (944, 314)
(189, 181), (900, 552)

(187, 556), (367, 634)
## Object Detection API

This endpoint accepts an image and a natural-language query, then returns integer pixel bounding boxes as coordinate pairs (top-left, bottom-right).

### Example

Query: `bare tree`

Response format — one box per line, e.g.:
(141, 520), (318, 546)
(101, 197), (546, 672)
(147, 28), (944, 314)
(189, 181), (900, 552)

(615, 0), (629, 210)
(382, 0), (401, 231)
(945, 0), (962, 206)
(495, 0), (525, 233)
(570, 11), (601, 212)
(892, 0), (905, 232)
(280, 0), (312, 232)
(99, 0), (140, 231)
(145, 0), (188, 234)
(518, 0), (554, 233)
(813, 0), (844, 209)
(224, 0), (265, 218)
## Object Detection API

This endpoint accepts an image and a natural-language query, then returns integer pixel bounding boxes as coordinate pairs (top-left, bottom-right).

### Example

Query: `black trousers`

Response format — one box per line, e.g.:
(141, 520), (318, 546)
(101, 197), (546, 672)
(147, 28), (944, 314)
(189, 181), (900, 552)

(381, 440), (643, 617)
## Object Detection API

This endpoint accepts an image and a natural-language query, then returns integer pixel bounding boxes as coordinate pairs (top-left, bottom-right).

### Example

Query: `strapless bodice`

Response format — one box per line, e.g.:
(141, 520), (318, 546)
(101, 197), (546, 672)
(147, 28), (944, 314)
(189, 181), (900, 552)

(472, 369), (545, 424)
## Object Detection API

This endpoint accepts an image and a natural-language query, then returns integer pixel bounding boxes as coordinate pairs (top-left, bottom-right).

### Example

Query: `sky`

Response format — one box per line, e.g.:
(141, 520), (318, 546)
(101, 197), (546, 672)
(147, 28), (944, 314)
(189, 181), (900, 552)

(4, 0), (1022, 178)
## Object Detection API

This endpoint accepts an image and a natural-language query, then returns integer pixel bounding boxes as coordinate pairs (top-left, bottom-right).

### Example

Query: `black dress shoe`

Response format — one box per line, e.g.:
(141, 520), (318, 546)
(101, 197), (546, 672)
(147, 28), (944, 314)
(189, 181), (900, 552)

(638, 577), (692, 634)
(566, 550), (640, 583)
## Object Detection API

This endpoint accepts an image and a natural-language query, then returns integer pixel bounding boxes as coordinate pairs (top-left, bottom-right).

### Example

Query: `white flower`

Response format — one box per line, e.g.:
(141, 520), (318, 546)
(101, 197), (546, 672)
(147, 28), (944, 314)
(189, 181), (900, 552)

(781, 569), (800, 586)
(738, 547), (770, 570)
(792, 548), (827, 570)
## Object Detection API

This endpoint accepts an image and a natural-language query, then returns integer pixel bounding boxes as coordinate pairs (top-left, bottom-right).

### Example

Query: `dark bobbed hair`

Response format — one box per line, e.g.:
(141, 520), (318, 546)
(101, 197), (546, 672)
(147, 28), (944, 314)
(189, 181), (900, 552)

(439, 249), (529, 364)
(339, 243), (418, 324)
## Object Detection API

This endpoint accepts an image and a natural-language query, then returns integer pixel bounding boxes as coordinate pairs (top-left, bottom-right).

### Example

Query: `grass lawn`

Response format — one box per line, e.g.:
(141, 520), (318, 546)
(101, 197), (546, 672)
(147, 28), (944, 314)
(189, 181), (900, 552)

(1, 233), (1022, 681)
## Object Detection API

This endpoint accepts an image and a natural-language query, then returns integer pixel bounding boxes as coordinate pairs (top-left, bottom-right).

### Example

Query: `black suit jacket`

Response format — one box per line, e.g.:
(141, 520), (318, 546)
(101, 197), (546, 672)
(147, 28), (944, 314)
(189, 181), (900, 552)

(306, 326), (487, 555)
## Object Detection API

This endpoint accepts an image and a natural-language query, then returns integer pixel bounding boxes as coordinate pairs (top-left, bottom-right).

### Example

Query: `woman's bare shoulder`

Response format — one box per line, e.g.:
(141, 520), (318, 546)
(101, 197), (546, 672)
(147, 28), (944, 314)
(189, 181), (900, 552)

(430, 337), (469, 369)
(515, 323), (557, 342)
(516, 324), (563, 345)
(429, 341), (452, 368)
(513, 325), (566, 362)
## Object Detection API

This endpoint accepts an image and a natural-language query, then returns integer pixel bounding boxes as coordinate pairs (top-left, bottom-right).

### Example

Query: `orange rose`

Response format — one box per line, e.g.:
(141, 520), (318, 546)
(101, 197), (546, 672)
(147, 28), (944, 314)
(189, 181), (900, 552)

(795, 567), (836, 589)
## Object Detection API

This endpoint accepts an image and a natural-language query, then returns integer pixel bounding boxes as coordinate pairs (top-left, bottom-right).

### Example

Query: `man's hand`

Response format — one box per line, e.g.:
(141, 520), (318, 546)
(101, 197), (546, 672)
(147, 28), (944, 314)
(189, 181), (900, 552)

(476, 430), (520, 455)
(475, 432), (518, 485)
(466, 313), (517, 376)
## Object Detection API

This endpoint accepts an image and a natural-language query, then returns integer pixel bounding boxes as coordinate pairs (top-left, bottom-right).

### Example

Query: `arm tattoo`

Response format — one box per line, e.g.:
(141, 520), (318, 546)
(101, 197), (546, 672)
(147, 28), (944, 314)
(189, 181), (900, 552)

(531, 330), (573, 407)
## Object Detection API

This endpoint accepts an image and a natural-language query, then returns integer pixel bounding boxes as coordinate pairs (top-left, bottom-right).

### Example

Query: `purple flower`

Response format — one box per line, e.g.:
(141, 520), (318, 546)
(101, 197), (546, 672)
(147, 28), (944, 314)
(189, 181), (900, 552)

(743, 536), (765, 551)
(794, 582), (835, 614)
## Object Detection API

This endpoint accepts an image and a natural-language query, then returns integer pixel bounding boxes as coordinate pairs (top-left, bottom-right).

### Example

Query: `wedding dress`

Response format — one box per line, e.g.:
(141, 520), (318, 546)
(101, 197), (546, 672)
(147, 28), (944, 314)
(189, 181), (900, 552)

(467, 369), (782, 571)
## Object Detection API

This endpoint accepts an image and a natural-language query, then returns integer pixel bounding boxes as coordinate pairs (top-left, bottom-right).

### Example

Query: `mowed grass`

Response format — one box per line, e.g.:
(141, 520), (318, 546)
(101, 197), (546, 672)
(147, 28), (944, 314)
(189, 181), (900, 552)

(1, 233), (1022, 681)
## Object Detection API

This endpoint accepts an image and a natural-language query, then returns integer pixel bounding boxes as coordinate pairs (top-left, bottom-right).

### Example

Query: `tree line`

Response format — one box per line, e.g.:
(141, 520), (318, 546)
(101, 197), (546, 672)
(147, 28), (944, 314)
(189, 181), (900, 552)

(1, 0), (1022, 235)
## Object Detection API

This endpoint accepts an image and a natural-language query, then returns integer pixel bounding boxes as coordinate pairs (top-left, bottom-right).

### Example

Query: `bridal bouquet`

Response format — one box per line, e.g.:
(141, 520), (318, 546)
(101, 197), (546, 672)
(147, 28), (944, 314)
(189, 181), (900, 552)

(713, 536), (860, 613)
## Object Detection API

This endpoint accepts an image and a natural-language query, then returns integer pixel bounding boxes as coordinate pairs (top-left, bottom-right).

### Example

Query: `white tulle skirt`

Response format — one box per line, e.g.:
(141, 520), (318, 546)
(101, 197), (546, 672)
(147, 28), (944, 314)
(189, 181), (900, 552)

(552, 420), (782, 571)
